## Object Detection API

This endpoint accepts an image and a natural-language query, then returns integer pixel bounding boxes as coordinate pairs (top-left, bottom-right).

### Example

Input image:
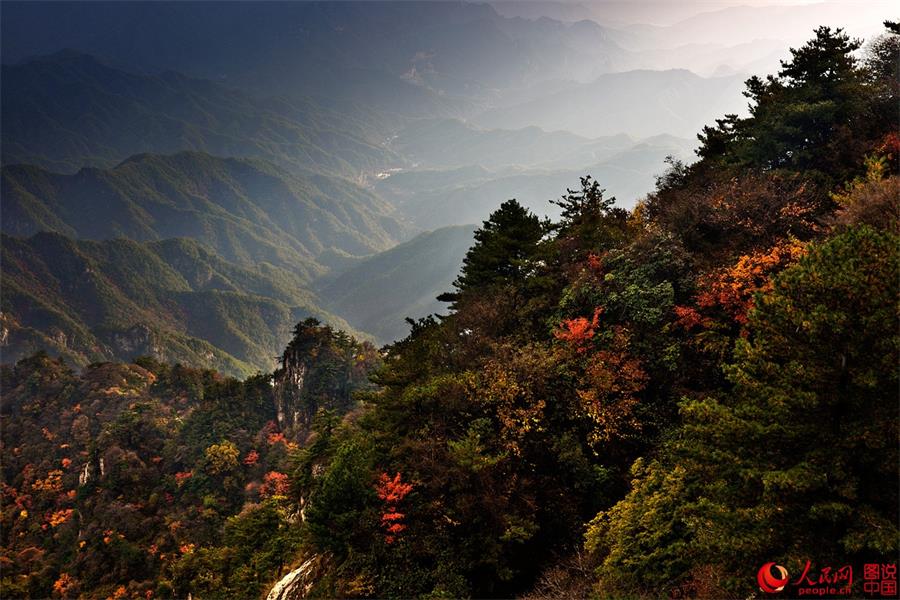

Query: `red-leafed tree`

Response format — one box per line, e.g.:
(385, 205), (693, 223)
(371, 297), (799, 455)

(554, 308), (602, 352)
(675, 239), (807, 332)
(242, 449), (259, 467)
(259, 471), (291, 499)
(375, 472), (413, 544)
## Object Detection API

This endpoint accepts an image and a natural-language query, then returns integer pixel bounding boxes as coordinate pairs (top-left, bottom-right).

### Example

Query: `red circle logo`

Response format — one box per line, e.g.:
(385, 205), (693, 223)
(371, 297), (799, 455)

(758, 562), (789, 593)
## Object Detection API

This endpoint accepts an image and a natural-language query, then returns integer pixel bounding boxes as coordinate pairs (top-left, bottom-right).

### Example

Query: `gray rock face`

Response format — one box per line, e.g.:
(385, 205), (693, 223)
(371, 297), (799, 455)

(266, 556), (319, 600)
(110, 324), (154, 355)
(275, 360), (307, 431)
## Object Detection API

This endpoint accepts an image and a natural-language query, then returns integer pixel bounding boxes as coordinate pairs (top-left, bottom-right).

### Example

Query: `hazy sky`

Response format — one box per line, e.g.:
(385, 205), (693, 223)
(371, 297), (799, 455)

(491, 0), (895, 29)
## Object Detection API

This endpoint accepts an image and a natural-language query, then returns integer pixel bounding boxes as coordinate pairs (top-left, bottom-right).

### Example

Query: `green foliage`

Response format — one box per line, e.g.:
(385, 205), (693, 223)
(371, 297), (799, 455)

(273, 318), (380, 434)
(171, 500), (303, 599)
(443, 199), (544, 302)
(304, 439), (378, 556)
(294, 26), (899, 599)
(696, 26), (884, 184)
(587, 227), (899, 596)
(205, 441), (240, 475)
(296, 28), (899, 587)
(551, 176), (631, 261)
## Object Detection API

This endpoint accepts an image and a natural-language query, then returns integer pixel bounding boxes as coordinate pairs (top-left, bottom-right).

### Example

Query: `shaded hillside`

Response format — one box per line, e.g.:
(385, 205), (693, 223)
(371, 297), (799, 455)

(319, 225), (476, 343)
(1, 50), (396, 178)
(2, 151), (412, 274)
(1, 232), (364, 377)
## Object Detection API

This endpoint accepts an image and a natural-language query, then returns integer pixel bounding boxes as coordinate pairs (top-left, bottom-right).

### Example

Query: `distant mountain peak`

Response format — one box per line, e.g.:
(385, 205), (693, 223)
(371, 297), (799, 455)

(23, 47), (99, 64)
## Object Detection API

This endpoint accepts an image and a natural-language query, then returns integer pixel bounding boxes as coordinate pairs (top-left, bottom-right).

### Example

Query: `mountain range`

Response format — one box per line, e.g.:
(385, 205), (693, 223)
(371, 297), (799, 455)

(0, 150), (480, 373)
(2, 151), (408, 271)
(1, 219), (476, 376)
(472, 68), (747, 139)
(1, 50), (396, 178)
(0, 1), (627, 113)
(3, 0), (868, 376)
(0, 44), (712, 374)
(376, 132), (696, 228)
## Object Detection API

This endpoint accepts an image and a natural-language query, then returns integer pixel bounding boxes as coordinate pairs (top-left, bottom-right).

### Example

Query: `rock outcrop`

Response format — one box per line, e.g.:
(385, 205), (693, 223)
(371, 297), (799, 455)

(266, 555), (326, 600)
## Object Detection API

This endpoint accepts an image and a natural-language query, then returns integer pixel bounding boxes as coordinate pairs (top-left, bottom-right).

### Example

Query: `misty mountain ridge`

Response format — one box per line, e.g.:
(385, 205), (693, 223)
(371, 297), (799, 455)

(2, 151), (411, 274)
(1, 218), (476, 373)
(0, 2), (627, 116)
(376, 130), (696, 228)
(1, 50), (397, 178)
(474, 68), (749, 138)
(318, 225), (476, 343)
(4, 0), (856, 119)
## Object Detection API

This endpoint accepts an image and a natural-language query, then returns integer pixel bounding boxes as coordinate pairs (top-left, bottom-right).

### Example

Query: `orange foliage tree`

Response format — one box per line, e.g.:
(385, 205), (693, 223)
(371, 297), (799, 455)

(52, 573), (77, 598)
(242, 449), (259, 466)
(47, 508), (74, 528)
(554, 307), (602, 352)
(480, 347), (552, 457)
(375, 472), (413, 544)
(675, 239), (807, 329)
(31, 470), (63, 494)
(576, 328), (648, 449)
(259, 471), (291, 499)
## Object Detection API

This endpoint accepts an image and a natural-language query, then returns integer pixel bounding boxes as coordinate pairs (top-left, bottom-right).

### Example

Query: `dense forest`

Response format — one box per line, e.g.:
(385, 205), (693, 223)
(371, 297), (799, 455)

(1, 23), (898, 599)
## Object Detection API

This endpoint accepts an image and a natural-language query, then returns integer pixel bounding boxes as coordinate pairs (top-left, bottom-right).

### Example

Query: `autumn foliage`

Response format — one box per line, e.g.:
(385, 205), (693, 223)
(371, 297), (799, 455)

(242, 449), (260, 466)
(52, 573), (76, 598)
(676, 238), (807, 329)
(578, 341), (648, 447)
(47, 508), (74, 528)
(375, 472), (413, 544)
(260, 471), (291, 498)
(1, 24), (897, 600)
(554, 307), (603, 352)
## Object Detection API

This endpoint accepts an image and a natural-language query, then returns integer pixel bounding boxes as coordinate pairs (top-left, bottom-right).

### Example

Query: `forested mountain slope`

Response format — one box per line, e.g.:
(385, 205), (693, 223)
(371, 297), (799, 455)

(2, 151), (411, 272)
(1, 232), (363, 377)
(283, 25), (898, 599)
(0, 321), (379, 598)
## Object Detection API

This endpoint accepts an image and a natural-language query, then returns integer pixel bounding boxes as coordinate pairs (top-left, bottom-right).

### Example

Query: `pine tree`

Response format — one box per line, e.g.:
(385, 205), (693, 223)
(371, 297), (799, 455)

(550, 176), (629, 262)
(439, 199), (544, 304)
(698, 27), (871, 182)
